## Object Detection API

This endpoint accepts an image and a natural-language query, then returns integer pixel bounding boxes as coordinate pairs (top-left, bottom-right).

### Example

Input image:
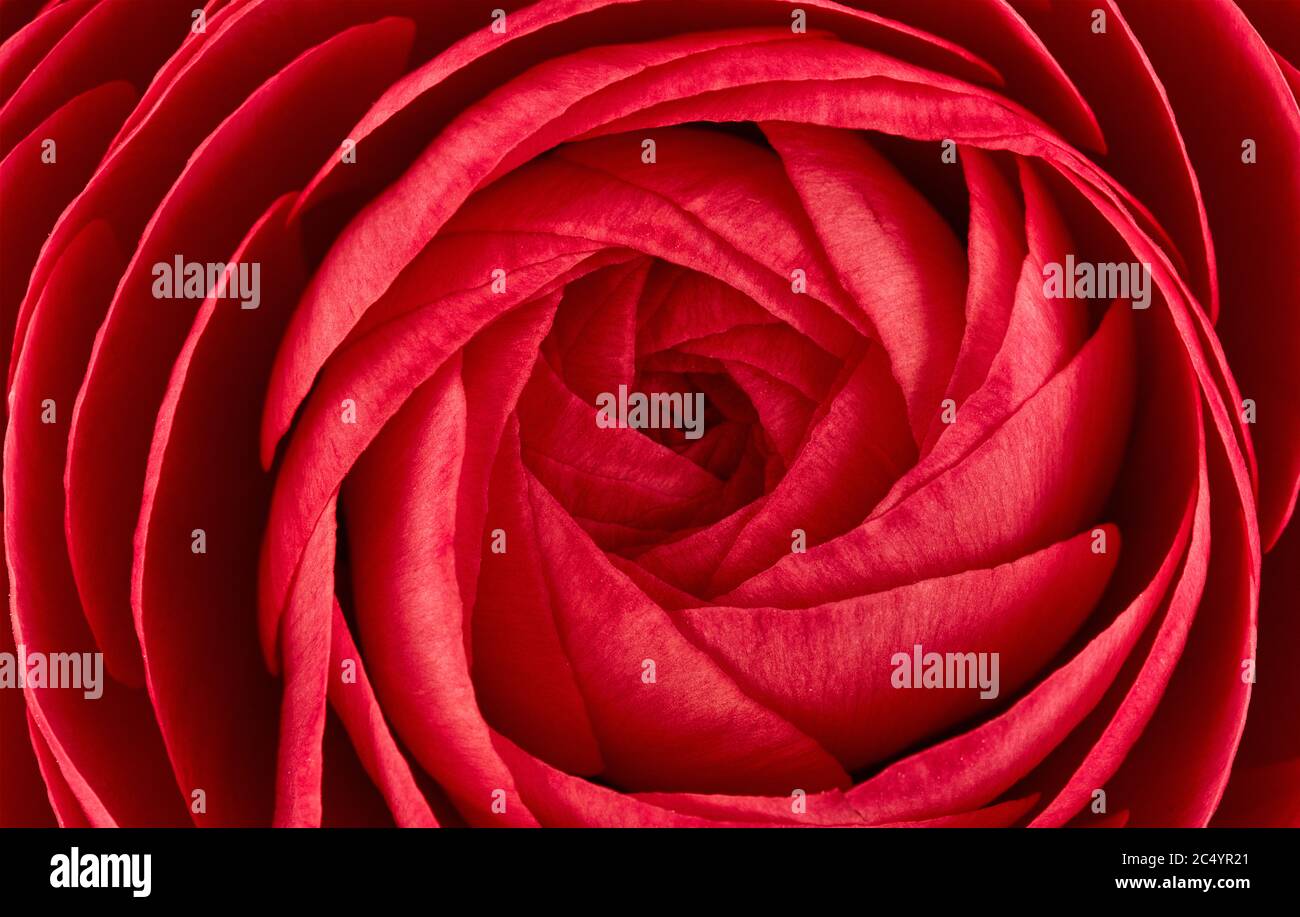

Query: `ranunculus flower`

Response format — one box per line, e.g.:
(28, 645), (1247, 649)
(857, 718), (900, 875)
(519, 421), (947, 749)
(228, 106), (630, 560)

(1, 0), (1296, 828)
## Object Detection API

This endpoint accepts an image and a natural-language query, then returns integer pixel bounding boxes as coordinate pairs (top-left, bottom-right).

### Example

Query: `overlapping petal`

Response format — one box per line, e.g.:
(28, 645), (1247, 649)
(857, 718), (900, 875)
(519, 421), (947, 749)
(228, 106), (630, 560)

(1, 0), (1292, 830)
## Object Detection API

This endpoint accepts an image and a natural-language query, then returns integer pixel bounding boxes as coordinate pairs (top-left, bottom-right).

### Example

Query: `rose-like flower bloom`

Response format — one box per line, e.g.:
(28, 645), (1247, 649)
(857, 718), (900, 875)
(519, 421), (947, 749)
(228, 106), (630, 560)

(1, 0), (1296, 828)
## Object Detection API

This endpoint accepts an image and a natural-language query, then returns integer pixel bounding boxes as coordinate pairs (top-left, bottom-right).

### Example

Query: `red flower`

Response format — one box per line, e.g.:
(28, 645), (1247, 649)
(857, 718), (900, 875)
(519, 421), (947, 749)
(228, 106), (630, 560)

(1, 0), (1296, 827)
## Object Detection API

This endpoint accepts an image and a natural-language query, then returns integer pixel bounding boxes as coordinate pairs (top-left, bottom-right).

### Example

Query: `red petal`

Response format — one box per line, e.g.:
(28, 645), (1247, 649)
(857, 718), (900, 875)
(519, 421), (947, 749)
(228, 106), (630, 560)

(682, 527), (1117, 772)
(765, 122), (966, 442)
(722, 301), (1135, 608)
(520, 473), (851, 795)
(326, 602), (438, 828)
(1119, 0), (1300, 547)
(65, 16), (415, 686)
(135, 196), (302, 826)
(343, 357), (539, 826)
(5, 223), (186, 826)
